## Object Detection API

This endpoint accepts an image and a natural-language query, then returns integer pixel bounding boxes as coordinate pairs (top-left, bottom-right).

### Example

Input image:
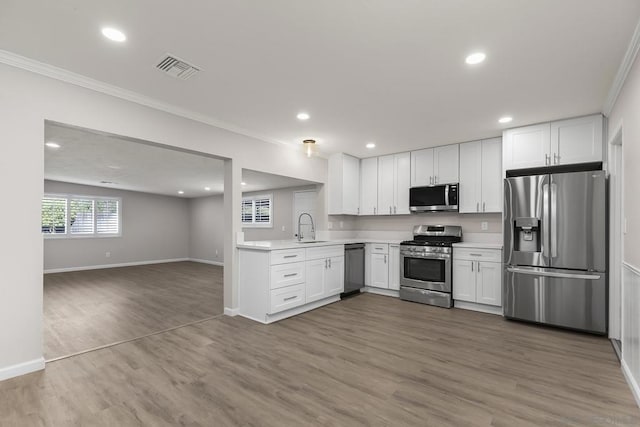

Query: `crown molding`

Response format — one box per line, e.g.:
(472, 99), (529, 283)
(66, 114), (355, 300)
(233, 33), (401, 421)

(0, 49), (303, 153)
(603, 18), (640, 116)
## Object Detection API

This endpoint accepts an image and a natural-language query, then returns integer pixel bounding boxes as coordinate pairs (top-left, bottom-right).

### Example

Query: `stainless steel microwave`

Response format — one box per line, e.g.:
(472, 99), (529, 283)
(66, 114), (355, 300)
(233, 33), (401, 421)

(409, 184), (458, 212)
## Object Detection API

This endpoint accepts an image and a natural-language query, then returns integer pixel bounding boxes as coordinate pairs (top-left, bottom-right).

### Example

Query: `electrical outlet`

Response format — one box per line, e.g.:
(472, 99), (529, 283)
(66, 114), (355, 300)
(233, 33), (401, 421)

(105, 252), (111, 258)
(327, 222), (333, 230)
(215, 250), (219, 257)
(340, 221), (344, 229)
(281, 226), (286, 232)
(481, 221), (488, 231)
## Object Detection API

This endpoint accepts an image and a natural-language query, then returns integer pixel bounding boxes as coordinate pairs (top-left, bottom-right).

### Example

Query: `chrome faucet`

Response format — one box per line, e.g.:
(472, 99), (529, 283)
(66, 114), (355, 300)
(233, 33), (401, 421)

(297, 213), (316, 242)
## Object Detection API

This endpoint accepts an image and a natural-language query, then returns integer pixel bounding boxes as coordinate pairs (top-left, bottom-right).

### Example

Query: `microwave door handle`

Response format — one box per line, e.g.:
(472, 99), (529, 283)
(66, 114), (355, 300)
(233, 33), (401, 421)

(445, 184), (449, 206)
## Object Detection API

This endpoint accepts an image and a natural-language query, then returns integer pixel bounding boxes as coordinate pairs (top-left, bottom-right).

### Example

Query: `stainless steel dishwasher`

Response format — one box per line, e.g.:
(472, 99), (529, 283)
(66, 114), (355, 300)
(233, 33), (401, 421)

(342, 243), (365, 298)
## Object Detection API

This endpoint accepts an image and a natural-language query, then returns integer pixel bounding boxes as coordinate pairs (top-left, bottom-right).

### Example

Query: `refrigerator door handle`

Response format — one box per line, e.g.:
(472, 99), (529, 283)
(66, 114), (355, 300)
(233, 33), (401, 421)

(550, 183), (558, 258)
(542, 183), (550, 259)
(506, 267), (601, 280)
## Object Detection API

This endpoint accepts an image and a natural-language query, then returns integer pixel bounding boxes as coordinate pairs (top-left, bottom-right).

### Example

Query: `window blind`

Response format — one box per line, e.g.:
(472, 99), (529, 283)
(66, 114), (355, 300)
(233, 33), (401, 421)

(41, 197), (67, 234)
(96, 199), (119, 234)
(241, 194), (272, 226)
(41, 195), (120, 237)
(254, 198), (271, 224)
(241, 199), (253, 224)
(70, 199), (94, 234)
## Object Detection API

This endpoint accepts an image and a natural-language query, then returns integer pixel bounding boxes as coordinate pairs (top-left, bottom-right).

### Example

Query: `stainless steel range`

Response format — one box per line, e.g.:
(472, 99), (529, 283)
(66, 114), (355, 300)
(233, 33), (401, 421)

(399, 225), (462, 308)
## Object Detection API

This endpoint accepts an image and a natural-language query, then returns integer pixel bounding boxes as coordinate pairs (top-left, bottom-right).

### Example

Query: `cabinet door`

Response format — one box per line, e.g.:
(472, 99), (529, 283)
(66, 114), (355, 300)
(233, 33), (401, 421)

(459, 141), (482, 213)
(481, 138), (503, 213)
(325, 256), (345, 296)
(388, 245), (400, 290)
(343, 154), (361, 215)
(360, 157), (378, 215)
(503, 123), (551, 170)
(434, 144), (459, 185)
(477, 261), (502, 307)
(377, 155), (395, 215)
(452, 259), (476, 302)
(410, 148), (434, 187)
(394, 153), (411, 214)
(305, 258), (327, 303)
(370, 253), (389, 289)
(551, 115), (603, 166)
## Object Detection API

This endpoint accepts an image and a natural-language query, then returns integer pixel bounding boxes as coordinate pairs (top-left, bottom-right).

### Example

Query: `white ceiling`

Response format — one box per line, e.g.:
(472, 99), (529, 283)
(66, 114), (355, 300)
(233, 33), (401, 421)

(45, 123), (318, 197)
(4, 1), (640, 158)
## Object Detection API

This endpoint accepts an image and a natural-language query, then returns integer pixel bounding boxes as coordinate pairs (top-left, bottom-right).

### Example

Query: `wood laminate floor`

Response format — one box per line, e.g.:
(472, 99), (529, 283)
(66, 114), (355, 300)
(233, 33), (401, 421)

(44, 261), (223, 360)
(3, 293), (638, 426)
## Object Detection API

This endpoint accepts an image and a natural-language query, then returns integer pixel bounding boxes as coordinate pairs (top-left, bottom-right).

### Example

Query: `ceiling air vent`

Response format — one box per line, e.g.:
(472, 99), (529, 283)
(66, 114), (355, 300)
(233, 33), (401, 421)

(155, 54), (201, 80)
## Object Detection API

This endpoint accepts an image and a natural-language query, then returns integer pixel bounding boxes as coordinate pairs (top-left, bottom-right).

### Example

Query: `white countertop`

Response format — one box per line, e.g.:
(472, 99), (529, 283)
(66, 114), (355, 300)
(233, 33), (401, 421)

(452, 242), (503, 249)
(237, 238), (403, 251)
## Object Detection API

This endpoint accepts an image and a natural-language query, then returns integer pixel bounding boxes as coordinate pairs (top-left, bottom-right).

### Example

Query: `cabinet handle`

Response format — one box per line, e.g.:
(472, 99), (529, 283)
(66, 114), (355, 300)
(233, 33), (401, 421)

(477, 262), (481, 272)
(429, 176), (433, 185)
(389, 206), (392, 214)
(384, 255), (387, 264)
(470, 253), (482, 257)
(284, 273), (297, 278)
(374, 207), (376, 215)
(483, 202), (486, 212)
(284, 296), (297, 301)
(434, 176), (438, 184)
(476, 202), (479, 212)
(357, 207), (360, 214)
(471, 261), (474, 272)
(328, 258), (332, 268)
(545, 154), (550, 165)
(394, 206), (397, 214)
(284, 255), (297, 259)
(554, 153), (559, 164)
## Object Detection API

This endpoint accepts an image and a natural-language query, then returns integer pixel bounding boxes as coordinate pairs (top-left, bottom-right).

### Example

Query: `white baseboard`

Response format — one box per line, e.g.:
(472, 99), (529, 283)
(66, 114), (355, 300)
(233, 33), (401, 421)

(0, 357), (45, 382)
(189, 258), (224, 267)
(454, 300), (503, 316)
(44, 258), (190, 274)
(622, 359), (640, 408)
(363, 286), (400, 298)
(224, 307), (239, 316)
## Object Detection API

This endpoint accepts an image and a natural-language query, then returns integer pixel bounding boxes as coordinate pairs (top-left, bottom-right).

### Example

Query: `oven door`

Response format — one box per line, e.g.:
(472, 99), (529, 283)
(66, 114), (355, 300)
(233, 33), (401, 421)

(400, 252), (451, 292)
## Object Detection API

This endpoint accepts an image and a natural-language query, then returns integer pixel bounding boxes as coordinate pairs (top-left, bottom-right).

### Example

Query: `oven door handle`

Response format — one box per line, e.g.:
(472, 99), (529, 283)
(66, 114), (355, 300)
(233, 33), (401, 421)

(400, 253), (451, 261)
(445, 184), (449, 206)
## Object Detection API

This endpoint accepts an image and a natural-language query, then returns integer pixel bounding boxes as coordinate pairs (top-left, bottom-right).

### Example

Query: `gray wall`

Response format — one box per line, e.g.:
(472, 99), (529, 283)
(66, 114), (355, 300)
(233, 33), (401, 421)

(242, 185), (318, 241)
(44, 180), (190, 271)
(188, 195), (225, 263)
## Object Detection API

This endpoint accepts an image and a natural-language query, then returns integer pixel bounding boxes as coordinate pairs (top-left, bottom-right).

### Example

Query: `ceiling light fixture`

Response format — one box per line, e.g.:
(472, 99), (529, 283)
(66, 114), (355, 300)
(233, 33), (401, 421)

(204, 187), (211, 191)
(303, 139), (317, 158)
(45, 142), (60, 149)
(465, 52), (486, 65)
(498, 116), (513, 124)
(178, 190), (184, 195)
(366, 143), (376, 149)
(101, 27), (127, 42)
(297, 112), (310, 121)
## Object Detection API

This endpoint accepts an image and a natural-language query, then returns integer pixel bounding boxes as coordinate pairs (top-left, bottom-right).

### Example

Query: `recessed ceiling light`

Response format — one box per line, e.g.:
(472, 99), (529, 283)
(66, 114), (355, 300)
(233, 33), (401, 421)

(296, 112), (310, 121)
(45, 142), (60, 149)
(241, 182), (247, 186)
(178, 190), (184, 195)
(101, 27), (126, 42)
(465, 52), (486, 65)
(498, 116), (513, 124)
(204, 187), (211, 191)
(366, 143), (376, 149)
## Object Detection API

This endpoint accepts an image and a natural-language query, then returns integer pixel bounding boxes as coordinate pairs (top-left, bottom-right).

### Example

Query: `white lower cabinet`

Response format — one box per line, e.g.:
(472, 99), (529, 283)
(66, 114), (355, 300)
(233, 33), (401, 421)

(367, 243), (389, 289)
(239, 245), (344, 323)
(388, 244), (400, 290)
(452, 247), (502, 310)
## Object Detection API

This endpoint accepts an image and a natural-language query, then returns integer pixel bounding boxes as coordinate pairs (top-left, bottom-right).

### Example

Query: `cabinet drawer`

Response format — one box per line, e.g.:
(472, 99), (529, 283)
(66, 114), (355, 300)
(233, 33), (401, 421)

(368, 243), (389, 254)
(271, 248), (305, 265)
(269, 284), (305, 314)
(306, 245), (344, 260)
(270, 262), (305, 289)
(454, 248), (501, 263)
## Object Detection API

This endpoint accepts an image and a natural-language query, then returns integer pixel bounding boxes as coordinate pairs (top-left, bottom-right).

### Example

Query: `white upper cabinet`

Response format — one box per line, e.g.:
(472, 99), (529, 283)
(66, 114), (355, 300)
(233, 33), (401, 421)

(377, 155), (396, 215)
(503, 123), (551, 170)
(411, 145), (459, 187)
(410, 148), (435, 187)
(459, 138), (502, 213)
(459, 141), (482, 213)
(433, 144), (459, 185)
(328, 153), (360, 215)
(503, 114), (603, 172)
(551, 115), (603, 165)
(394, 152), (411, 214)
(360, 157), (378, 215)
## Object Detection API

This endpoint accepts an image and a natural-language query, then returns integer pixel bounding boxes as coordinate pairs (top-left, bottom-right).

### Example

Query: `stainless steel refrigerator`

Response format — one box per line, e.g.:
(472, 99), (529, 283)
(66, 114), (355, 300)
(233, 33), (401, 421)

(503, 170), (607, 334)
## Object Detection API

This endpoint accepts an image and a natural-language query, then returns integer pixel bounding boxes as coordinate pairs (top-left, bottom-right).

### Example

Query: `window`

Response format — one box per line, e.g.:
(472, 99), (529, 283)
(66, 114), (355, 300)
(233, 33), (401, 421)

(241, 194), (272, 227)
(42, 194), (121, 237)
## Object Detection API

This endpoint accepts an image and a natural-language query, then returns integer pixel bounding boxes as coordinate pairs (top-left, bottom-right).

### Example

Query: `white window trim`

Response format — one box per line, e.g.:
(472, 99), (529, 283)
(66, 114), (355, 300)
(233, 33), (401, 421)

(42, 193), (122, 239)
(241, 193), (273, 229)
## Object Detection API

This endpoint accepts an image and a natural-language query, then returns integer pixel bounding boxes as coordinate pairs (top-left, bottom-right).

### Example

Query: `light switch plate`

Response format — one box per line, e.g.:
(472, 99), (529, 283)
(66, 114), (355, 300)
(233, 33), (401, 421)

(481, 221), (488, 231)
